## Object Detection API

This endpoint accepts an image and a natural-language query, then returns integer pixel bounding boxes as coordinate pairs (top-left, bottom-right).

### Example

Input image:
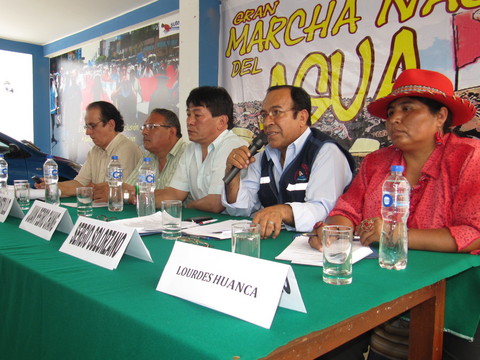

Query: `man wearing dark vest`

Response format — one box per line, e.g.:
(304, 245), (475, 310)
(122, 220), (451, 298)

(222, 85), (355, 238)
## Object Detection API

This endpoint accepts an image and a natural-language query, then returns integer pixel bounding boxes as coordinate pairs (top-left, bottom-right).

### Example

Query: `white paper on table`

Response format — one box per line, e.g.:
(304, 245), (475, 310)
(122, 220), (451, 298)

(61, 201), (108, 208)
(110, 211), (197, 235)
(6, 186), (45, 200)
(181, 219), (242, 239)
(276, 235), (373, 266)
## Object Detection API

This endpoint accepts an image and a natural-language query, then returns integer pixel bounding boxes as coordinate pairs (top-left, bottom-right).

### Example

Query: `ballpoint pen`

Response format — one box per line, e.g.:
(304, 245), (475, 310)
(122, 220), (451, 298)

(198, 219), (218, 225)
(301, 232), (360, 240)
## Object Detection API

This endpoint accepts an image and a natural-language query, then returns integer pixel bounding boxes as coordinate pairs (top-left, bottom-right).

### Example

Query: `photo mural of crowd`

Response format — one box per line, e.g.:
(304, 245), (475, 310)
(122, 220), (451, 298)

(49, 23), (179, 163)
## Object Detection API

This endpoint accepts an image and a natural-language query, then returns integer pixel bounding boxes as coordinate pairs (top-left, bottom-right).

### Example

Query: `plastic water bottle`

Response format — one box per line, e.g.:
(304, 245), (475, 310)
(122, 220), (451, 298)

(107, 155), (123, 212)
(379, 165), (410, 270)
(0, 154), (8, 195)
(43, 155), (60, 205)
(137, 157), (155, 217)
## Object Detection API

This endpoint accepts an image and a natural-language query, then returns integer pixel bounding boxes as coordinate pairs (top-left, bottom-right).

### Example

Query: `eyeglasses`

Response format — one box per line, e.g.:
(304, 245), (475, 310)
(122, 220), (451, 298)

(83, 121), (104, 130)
(258, 108), (295, 123)
(141, 124), (172, 131)
(94, 215), (118, 222)
(177, 236), (212, 248)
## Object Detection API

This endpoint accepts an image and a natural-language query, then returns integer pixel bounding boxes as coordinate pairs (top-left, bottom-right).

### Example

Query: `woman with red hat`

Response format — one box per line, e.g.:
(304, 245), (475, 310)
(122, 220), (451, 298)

(309, 68), (479, 359)
(310, 68), (480, 254)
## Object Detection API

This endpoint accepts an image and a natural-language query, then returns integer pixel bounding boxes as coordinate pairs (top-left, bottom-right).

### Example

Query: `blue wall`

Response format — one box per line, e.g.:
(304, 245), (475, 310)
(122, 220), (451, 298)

(0, 0), (220, 154)
(199, 0), (220, 86)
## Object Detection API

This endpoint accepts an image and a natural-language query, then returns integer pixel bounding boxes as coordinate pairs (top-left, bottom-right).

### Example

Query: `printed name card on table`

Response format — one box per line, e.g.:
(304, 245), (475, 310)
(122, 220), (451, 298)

(157, 241), (306, 329)
(0, 193), (25, 222)
(19, 200), (73, 240)
(59, 216), (153, 270)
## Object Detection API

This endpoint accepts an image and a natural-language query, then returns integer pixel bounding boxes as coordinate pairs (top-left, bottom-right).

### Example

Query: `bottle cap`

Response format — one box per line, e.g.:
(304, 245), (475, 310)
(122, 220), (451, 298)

(144, 157), (151, 162)
(391, 165), (404, 172)
(111, 155), (119, 160)
(47, 155), (53, 159)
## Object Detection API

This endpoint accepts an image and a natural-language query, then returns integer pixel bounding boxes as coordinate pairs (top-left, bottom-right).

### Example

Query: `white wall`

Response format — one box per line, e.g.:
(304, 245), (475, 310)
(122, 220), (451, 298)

(0, 50), (34, 141)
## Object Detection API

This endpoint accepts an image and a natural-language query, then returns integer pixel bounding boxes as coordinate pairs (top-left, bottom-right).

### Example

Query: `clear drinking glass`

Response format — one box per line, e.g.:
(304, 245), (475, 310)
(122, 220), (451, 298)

(76, 187), (93, 217)
(322, 225), (353, 285)
(161, 200), (182, 240)
(13, 180), (30, 211)
(231, 221), (261, 258)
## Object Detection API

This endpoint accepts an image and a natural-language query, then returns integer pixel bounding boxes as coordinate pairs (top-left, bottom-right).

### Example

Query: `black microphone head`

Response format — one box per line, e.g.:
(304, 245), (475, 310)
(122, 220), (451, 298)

(251, 131), (268, 149)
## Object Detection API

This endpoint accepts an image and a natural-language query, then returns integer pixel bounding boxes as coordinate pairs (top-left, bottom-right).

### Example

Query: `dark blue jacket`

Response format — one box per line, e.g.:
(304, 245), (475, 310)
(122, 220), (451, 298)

(258, 128), (355, 207)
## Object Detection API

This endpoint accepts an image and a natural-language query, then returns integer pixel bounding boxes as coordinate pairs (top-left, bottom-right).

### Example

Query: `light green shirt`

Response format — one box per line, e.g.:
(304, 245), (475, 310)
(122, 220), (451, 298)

(125, 138), (187, 189)
(74, 133), (142, 185)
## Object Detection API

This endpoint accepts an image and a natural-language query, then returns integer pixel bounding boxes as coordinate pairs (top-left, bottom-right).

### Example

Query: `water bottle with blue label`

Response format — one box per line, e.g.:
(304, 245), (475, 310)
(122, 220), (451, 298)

(44, 155), (60, 205)
(0, 154), (8, 195)
(137, 157), (155, 217)
(379, 165), (410, 270)
(107, 155), (123, 212)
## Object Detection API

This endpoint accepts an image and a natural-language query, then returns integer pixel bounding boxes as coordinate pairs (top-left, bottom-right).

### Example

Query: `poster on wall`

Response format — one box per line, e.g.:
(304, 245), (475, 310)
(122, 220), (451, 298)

(49, 12), (180, 164)
(219, 0), (480, 160)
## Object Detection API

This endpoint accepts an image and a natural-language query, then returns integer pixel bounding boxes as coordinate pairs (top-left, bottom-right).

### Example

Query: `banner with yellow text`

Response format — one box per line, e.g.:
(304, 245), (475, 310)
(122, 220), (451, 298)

(219, 0), (480, 156)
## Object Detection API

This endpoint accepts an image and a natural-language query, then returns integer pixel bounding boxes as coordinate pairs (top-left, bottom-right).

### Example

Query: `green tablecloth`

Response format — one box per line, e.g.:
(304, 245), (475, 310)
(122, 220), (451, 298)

(1, 202), (479, 359)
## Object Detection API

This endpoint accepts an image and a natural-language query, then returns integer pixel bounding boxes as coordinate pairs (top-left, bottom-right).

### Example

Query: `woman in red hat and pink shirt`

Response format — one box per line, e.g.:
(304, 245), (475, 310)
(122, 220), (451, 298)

(309, 68), (479, 360)
(309, 68), (480, 255)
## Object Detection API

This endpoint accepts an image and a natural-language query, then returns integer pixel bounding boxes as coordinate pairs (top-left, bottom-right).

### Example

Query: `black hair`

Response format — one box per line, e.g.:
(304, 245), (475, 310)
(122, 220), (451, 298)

(186, 86), (234, 129)
(150, 108), (182, 138)
(266, 85), (312, 125)
(86, 101), (124, 132)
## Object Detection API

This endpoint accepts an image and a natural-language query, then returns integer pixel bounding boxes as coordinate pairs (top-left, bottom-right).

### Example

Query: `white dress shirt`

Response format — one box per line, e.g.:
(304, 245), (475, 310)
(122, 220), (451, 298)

(170, 130), (247, 200)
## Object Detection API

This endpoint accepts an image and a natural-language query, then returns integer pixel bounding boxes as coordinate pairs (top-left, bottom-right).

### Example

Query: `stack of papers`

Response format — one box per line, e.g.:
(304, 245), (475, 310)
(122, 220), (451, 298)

(62, 201), (108, 208)
(181, 219), (242, 239)
(110, 211), (198, 235)
(276, 235), (373, 267)
(6, 186), (45, 200)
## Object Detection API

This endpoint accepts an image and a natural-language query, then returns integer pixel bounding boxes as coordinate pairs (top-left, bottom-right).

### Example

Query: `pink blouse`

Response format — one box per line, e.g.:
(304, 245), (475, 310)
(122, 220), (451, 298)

(330, 133), (480, 254)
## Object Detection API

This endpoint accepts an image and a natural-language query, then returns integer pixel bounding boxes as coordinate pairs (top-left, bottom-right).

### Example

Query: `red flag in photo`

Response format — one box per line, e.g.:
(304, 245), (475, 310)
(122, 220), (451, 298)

(453, 10), (480, 69)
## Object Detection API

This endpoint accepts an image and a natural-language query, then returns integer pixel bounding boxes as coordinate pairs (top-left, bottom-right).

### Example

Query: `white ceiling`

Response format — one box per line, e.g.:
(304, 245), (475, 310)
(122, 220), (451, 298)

(0, 0), (157, 45)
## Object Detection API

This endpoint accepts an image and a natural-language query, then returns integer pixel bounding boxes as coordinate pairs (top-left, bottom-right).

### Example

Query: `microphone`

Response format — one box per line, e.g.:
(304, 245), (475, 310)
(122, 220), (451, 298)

(223, 131), (268, 185)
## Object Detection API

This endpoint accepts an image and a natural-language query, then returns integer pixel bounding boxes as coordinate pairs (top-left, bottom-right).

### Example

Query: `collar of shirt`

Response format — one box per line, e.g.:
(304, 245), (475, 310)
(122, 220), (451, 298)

(265, 127), (311, 170)
(168, 137), (187, 160)
(419, 133), (452, 181)
(104, 133), (122, 155)
(206, 129), (230, 154)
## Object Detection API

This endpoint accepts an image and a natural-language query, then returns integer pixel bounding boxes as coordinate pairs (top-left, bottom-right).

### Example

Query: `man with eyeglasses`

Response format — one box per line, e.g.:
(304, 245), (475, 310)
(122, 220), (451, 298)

(94, 108), (187, 203)
(153, 86), (247, 213)
(36, 101), (142, 197)
(222, 85), (355, 239)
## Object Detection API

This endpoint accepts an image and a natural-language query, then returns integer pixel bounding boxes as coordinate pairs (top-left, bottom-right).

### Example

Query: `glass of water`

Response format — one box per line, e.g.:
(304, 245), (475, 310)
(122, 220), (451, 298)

(14, 180), (30, 211)
(76, 187), (93, 217)
(161, 200), (182, 240)
(231, 221), (261, 258)
(322, 225), (353, 285)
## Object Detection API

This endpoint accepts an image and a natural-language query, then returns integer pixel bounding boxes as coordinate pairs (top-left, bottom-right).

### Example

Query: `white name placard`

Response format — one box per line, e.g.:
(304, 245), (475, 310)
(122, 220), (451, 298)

(59, 217), (153, 270)
(19, 200), (73, 240)
(157, 241), (306, 329)
(0, 193), (24, 222)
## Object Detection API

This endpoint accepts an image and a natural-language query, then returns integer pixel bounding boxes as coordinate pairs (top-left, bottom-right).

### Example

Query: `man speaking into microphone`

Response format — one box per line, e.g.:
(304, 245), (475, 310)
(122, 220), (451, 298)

(222, 85), (355, 239)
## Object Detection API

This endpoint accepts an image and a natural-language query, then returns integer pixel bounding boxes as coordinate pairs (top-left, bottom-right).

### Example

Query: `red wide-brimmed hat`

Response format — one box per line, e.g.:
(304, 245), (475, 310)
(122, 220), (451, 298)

(367, 69), (476, 126)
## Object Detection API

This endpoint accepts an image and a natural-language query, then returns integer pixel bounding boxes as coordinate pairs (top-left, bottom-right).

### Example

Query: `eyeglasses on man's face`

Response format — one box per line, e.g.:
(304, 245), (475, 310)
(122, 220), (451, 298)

(83, 120), (104, 130)
(141, 124), (172, 131)
(258, 108), (295, 123)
